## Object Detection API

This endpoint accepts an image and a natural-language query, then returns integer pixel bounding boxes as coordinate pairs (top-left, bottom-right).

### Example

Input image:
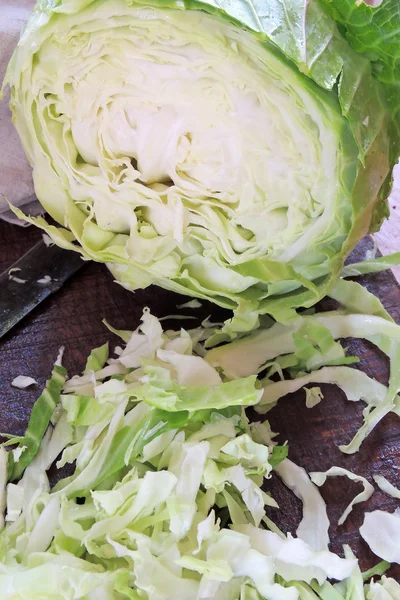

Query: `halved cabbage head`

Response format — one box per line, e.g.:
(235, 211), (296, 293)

(5, 0), (397, 329)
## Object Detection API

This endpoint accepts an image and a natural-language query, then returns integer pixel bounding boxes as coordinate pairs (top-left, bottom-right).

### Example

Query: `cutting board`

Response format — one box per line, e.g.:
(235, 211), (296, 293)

(0, 220), (399, 578)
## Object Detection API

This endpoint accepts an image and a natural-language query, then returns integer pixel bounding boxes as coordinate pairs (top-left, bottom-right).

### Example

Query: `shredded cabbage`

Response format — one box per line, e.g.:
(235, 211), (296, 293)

(373, 476), (400, 500)
(310, 467), (374, 526)
(360, 511), (400, 565)
(1, 305), (399, 597)
(207, 278), (400, 454)
(0, 309), (374, 600)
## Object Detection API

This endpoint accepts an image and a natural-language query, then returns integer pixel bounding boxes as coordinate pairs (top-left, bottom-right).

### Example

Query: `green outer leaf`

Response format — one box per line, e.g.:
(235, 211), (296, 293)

(318, 0), (400, 230)
(319, 0), (400, 160)
(11, 363), (66, 481)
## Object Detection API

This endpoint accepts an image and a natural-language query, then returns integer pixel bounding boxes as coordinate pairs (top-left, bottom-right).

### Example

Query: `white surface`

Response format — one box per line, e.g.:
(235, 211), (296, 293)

(374, 163), (400, 283)
(0, 1), (36, 221)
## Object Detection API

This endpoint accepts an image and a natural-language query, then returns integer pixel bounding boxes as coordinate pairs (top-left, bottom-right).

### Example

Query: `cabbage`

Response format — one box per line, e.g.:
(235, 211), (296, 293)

(205, 276), (400, 453)
(4, 0), (400, 329)
(360, 511), (400, 565)
(0, 309), (361, 600)
(1, 306), (398, 598)
(274, 459), (330, 552)
(373, 476), (400, 500)
(309, 467), (374, 526)
(366, 577), (400, 600)
(10, 376), (38, 389)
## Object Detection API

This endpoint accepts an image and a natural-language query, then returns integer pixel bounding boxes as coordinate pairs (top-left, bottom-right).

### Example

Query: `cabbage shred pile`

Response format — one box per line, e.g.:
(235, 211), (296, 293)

(1, 275), (400, 598)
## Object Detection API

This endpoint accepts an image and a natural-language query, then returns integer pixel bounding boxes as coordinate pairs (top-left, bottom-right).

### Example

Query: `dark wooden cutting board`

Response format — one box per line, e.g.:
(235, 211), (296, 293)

(0, 220), (399, 579)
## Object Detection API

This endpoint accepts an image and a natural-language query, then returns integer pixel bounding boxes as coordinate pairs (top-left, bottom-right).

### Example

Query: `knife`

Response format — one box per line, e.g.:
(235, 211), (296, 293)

(0, 239), (86, 339)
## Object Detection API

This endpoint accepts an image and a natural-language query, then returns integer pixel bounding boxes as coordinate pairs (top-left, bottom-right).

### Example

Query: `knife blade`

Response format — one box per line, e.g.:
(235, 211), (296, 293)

(0, 239), (86, 339)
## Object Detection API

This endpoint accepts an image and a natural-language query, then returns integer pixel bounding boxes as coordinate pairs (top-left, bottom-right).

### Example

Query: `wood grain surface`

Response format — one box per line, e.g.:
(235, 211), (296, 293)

(0, 220), (399, 579)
